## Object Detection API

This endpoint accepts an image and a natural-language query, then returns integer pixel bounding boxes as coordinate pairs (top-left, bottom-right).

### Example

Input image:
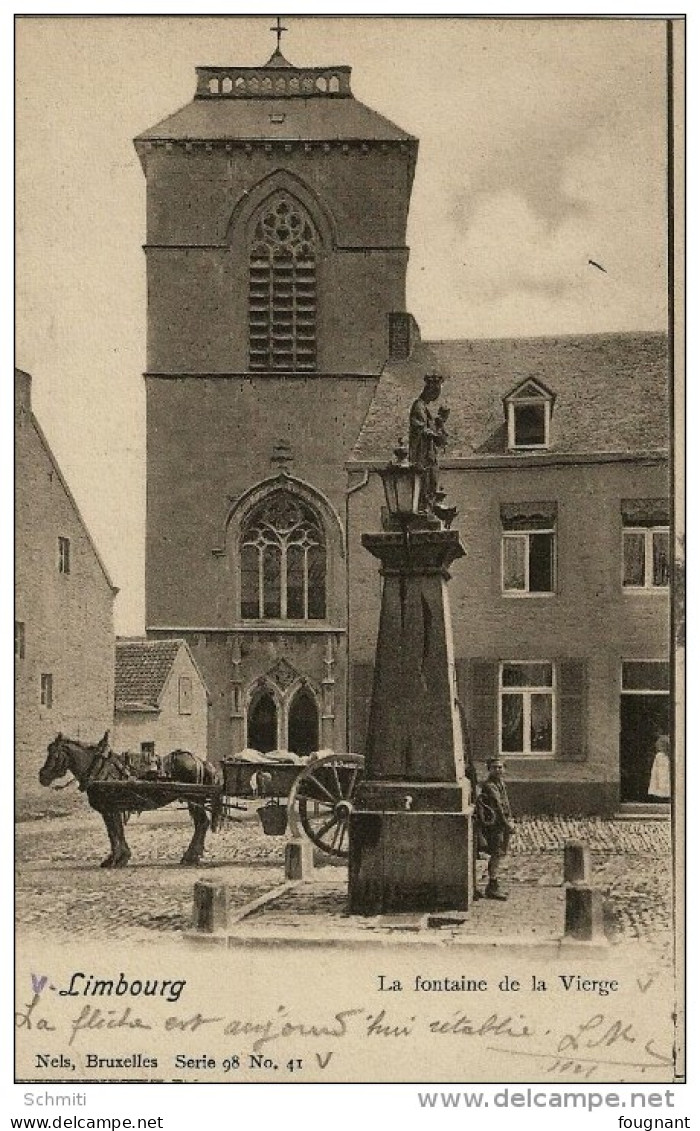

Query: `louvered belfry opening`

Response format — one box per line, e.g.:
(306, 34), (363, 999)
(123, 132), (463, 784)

(249, 193), (317, 372)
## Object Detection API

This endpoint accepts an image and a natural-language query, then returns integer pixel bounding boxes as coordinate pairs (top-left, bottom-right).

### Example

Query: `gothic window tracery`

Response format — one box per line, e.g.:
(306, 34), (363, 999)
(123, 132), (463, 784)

(249, 194), (317, 372)
(240, 491), (326, 620)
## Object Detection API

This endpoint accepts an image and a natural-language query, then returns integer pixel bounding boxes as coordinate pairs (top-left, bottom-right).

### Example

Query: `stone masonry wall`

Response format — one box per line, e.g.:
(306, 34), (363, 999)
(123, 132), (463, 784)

(15, 377), (115, 807)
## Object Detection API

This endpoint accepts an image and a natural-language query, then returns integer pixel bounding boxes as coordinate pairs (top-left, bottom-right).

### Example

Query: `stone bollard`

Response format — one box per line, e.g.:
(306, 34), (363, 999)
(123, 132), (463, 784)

(563, 841), (604, 942)
(565, 886), (604, 941)
(285, 838), (315, 880)
(564, 840), (591, 885)
(192, 880), (230, 933)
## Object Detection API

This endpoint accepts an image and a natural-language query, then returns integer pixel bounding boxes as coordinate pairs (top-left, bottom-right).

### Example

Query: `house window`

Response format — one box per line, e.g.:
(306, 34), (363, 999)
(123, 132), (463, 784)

(15, 621), (25, 659)
(139, 741), (157, 774)
(249, 193), (317, 372)
(40, 673), (53, 709)
(504, 379), (554, 450)
(623, 527), (670, 589)
(178, 676), (193, 715)
(58, 536), (71, 574)
(501, 504), (556, 594)
(499, 662), (554, 756)
(513, 403), (547, 446)
(502, 530), (555, 593)
(240, 490), (326, 621)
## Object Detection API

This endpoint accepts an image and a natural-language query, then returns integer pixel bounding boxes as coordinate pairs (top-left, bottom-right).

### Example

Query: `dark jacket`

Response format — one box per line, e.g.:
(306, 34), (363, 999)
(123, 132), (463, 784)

(476, 777), (514, 853)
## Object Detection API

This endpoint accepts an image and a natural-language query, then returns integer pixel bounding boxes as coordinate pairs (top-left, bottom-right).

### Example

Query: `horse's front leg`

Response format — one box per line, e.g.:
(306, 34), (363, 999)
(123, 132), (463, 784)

(111, 811), (132, 867)
(100, 810), (131, 868)
(99, 810), (118, 868)
(181, 803), (210, 866)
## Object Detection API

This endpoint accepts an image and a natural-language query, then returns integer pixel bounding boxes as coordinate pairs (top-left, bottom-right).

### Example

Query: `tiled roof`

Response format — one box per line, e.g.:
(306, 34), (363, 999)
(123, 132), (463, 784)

(135, 97), (415, 144)
(115, 639), (183, 710)
(350, 332), (669, 463)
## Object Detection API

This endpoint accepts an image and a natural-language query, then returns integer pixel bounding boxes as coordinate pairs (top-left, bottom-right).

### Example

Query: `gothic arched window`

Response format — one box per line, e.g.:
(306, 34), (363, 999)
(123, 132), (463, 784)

(249, 194), (317, 372)
(240, 491), (326, 620)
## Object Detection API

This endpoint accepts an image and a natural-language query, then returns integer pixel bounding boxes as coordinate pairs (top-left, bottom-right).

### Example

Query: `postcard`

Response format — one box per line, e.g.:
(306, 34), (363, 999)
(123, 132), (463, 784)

(14, 14), (684, 1089)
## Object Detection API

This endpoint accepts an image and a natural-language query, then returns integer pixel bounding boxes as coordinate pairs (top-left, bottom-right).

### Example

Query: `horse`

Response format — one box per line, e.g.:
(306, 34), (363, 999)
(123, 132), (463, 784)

(39, 733), (221, 868)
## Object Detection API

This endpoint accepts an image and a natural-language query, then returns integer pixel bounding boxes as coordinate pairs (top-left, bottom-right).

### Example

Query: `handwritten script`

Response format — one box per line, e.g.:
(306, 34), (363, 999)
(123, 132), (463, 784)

(15, 994), (673, 1079)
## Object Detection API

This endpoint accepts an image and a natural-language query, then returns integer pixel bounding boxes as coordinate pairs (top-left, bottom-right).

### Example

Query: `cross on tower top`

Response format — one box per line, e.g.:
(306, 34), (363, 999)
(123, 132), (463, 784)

(270, 16), (288, 51)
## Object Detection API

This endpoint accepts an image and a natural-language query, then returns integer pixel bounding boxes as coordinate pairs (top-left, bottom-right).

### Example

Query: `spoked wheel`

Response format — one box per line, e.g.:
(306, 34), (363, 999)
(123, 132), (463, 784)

(288, 753), (364, 859)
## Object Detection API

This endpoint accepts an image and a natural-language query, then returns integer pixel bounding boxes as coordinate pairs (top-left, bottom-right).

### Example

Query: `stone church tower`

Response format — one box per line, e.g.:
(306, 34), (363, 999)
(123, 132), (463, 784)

(135, 40), (417, 761)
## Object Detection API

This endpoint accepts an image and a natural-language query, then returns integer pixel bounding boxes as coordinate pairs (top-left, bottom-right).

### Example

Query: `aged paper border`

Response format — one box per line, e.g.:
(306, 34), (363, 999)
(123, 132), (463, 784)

(10, 6), (690, 1112)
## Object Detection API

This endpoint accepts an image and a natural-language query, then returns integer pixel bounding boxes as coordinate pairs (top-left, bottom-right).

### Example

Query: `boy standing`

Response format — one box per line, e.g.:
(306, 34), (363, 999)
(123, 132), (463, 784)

(477, 757), (516, 900)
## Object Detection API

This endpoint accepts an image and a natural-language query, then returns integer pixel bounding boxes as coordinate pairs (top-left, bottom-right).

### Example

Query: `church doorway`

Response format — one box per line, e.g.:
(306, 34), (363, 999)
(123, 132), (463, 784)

(247, 689), (278, 753)
(288, 688), (319, 756)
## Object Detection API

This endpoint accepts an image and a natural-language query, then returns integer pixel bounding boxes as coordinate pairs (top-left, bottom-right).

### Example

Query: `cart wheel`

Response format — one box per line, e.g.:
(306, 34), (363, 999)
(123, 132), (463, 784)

(288, 753), (364, 859)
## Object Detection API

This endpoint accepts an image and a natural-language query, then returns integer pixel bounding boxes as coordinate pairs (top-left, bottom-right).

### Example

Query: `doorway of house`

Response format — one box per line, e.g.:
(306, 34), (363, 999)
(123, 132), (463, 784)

(619, 661), (670, 804)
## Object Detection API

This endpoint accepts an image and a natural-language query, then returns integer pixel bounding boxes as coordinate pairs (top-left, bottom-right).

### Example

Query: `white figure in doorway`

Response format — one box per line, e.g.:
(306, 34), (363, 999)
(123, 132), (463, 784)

(648, 734), (671, 802)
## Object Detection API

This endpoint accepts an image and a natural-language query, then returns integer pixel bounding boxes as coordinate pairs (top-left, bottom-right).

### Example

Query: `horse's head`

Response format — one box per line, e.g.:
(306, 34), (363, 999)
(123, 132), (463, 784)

(39, 731), (108, 788)
(39, 733), (70, 786)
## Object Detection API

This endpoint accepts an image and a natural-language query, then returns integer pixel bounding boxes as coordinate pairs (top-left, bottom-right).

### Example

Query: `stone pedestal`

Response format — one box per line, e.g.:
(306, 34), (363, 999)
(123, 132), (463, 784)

(349, 810), (473, 914)
(348, 526), (474, 915)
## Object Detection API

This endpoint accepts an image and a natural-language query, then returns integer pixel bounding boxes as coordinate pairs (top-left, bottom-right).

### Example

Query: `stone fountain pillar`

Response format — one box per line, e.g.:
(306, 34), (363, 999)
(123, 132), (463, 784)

(348, 522), (474, 915)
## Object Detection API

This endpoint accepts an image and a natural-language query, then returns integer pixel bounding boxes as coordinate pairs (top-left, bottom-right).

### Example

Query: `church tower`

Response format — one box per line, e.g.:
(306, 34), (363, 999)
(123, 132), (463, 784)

(135, 31), (417, 760)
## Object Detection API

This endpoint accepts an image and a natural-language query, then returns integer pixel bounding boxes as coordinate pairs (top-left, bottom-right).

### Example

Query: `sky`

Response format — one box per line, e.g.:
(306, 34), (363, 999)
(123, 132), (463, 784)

(14, 16), (671, 634)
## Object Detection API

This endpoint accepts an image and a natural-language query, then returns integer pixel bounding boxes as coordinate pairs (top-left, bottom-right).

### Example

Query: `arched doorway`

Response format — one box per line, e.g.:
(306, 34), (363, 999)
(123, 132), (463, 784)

(247, 689), (278, 752)
(288, 687), (319, 756)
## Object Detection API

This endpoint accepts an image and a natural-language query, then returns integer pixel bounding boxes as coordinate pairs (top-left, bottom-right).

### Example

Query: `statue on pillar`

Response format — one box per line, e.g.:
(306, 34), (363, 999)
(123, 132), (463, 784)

(409, 373), (455, 522)
(409, 373), (449, 512)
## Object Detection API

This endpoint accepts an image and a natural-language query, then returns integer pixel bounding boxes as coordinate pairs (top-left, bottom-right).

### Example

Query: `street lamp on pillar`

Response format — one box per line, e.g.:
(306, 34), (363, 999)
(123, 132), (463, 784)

(380, 440), (422, 529)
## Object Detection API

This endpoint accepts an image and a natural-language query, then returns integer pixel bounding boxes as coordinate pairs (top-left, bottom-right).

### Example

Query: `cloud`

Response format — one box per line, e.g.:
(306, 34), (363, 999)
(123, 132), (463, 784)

(408, 103), (667, 338)
(401, 20), (668, 338)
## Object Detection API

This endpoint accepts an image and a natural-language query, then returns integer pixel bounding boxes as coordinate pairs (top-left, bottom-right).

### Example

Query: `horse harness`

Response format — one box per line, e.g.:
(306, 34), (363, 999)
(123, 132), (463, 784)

(77, 750), (131, 791)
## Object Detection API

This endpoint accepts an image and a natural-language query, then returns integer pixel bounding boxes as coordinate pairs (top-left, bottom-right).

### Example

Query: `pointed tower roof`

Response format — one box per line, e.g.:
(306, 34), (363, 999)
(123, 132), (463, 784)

(263, 47), (294, 68)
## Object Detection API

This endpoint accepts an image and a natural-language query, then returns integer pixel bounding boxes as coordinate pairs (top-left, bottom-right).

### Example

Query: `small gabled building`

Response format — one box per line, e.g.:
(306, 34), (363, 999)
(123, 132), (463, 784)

(113, 638), (209, 764)
(15, 368), (117, 805)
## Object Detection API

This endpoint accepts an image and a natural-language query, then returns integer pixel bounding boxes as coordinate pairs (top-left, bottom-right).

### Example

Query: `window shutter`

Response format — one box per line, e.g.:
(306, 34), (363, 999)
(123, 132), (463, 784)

(557, 660), (587, 761)
(468, 660), (498, 762)
(350, 662), (375, 754)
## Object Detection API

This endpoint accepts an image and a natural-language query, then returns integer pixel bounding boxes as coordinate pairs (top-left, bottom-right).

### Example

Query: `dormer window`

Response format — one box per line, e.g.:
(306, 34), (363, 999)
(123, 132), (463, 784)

(504, 379), (554, 451)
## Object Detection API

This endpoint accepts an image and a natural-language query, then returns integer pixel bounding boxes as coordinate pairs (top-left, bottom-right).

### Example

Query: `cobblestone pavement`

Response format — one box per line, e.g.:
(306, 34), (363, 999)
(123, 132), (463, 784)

(16, 807), (673, 958)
